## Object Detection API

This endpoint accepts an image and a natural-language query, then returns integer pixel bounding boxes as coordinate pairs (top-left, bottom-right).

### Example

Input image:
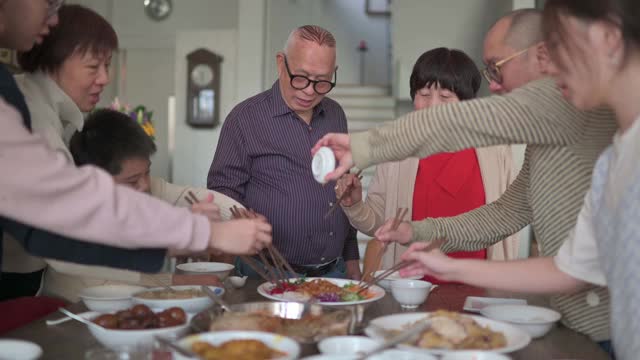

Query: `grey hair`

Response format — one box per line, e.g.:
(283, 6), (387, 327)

(283, 25), (336, 55)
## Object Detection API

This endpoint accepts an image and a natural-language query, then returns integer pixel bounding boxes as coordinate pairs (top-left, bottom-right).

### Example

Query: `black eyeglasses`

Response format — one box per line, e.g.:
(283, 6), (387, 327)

(47, 0), (64, 18)
(283, 55), (337, 95)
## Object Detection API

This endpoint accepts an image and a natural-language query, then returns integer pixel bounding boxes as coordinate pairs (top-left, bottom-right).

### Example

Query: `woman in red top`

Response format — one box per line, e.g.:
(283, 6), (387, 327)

(337, 48), (517, 284)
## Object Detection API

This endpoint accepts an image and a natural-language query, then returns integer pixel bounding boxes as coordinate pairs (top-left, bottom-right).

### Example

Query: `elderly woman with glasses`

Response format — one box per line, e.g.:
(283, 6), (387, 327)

(336, 48), (519, 283)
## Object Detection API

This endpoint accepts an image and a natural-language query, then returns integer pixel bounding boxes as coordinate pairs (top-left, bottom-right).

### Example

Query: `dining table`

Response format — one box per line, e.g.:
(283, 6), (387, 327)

(4, 279), (611, 360)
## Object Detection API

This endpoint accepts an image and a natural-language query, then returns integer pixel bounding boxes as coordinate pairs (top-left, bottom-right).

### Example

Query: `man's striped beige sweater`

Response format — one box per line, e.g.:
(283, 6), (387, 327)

(350, 78), (617, 341)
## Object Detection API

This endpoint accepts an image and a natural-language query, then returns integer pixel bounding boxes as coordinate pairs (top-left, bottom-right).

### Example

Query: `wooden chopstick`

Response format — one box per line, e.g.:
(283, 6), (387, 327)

(358, 237), (447, 294)
(359, 208), (407, 287)
(187, 190), (200, 204)
(230, 206), (297, 283)
(324, 169), (364, 219)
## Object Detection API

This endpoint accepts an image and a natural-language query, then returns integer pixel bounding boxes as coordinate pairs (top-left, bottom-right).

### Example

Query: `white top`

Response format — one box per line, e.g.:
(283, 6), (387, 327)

(554, 114), (640, 286)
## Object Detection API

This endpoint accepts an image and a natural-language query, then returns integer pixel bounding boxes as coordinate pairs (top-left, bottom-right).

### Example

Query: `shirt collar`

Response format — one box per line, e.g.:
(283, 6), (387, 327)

(270, 81), (326, 119)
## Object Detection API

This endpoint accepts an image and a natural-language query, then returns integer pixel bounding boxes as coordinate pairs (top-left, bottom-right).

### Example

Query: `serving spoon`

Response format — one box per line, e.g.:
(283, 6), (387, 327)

(57, 308), (106, 332)
(201, 285), (233, 313)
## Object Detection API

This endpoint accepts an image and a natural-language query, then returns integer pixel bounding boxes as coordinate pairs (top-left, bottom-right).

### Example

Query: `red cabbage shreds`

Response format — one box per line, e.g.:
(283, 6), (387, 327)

(316, 292), (340, 302)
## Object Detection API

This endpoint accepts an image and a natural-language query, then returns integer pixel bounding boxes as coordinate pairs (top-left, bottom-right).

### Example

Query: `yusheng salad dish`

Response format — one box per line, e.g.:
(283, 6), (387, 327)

(267, 278), (376, 302)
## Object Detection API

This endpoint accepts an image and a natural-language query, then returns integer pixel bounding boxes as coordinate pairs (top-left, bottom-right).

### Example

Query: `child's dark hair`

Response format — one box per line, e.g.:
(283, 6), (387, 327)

(70, 109), (156, 175)
(409, 47), (481, 101)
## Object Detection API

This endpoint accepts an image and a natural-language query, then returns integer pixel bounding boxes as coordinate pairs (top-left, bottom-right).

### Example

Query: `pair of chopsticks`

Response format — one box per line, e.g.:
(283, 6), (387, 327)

(359, 208), (408, 286)
(183, 190), (201, 206)
(357, 237), (447, 296)
(324, 169), (364, 218)
(230, 206), (297, 285)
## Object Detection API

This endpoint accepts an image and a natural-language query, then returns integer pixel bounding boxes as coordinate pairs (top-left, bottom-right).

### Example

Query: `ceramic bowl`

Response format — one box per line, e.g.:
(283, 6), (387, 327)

(312, 147), (335, 184)
(79, 284), (147, 313)
(0, 340), (42, 360)
(132, 285), (224, 313)
(390, 279), (433, 309)
(439, 351), (512, 360)
(318, 336), (381, 354)
(175, 262), (234, 280)
(228, 275), (248, 288)
(86, 312), (192, 350)
(480, 304), (561, 338)
(373, 270), (422, 290)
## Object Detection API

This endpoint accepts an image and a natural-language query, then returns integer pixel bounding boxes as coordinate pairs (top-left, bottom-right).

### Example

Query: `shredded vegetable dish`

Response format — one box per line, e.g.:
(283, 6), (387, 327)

(267, 278), (374, 302)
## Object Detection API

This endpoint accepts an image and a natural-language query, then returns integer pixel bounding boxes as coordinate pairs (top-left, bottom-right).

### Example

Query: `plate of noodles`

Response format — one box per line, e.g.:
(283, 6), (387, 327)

(257, 277), (385, 306)
(364, 310), (531, 354)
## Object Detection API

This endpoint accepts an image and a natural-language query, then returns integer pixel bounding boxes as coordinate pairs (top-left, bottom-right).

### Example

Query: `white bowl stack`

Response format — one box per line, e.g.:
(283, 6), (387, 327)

(79, 284), (148, 313)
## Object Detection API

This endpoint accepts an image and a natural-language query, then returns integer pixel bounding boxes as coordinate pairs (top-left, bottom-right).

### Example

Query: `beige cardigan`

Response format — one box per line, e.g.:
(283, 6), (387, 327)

(343, 146), (519, 270)
(5, 71), (240, 301)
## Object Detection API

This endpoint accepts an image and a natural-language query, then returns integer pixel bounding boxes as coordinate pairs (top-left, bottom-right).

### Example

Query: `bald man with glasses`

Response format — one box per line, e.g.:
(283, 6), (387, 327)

(207, 25), (361, 280)
(313, 9), (617, 350)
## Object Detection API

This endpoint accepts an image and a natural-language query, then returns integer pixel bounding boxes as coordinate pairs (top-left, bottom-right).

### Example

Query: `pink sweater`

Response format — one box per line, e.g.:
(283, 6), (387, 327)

(0, 98), (210, 251)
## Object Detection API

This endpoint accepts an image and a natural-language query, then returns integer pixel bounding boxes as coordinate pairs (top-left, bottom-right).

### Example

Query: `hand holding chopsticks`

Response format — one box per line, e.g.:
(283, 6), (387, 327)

(184, 190), (222, 221)
(230, 206), (297, 285)
(357, 238), (447, 296)
(325, 169), (363, 218)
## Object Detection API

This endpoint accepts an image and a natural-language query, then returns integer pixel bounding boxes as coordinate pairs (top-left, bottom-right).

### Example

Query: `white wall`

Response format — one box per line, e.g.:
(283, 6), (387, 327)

(68, 0), (239, 181)
(264, 0), (390, 87)
(172, 30), (237, 187)
(391, 0), (513, 99)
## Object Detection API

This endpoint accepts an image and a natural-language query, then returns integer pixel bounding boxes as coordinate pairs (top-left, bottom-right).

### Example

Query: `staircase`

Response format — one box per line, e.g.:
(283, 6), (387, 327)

(329, 84), (396, 265)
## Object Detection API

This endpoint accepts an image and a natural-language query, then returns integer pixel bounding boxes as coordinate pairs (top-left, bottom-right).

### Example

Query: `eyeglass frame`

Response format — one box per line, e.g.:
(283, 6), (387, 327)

(47, 0), (64, 18)
(481, 44), (537, 85)
(283, 55), (338, 95)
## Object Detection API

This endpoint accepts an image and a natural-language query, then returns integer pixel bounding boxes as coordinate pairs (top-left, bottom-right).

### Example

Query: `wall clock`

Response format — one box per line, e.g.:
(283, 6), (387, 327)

(143, 0), (172, 21)
(186, 49), (223, 128)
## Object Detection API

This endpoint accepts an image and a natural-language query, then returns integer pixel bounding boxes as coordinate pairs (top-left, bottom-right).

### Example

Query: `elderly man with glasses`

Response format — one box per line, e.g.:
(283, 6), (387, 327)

(312, 9), (617, 352)
(207, 25), (360, 280)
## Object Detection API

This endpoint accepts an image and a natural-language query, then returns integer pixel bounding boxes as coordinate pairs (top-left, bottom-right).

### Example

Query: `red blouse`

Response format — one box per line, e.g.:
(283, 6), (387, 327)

(411, 148), (487, 285)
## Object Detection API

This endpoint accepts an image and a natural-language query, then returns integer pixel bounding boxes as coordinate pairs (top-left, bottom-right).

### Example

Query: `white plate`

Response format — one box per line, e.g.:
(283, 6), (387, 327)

(257, 277), (385, 306)
(462, 296), (527, 313)
(175, 331), (300, 360)
(364, 312), (531, 354)
(0, 339), (42, 360)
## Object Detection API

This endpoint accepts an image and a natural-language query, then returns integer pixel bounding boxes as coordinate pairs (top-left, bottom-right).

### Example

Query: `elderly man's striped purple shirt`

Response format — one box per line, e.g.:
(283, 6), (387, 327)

(207, 82), (358, 265)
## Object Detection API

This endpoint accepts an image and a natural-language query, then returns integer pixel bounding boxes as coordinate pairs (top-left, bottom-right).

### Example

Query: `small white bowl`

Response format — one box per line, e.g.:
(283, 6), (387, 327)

(318, 336), (381, 354)
(132, 285), (224, 313)
(304, 350), (437, 360)
(390, 279), (433, 309)
(480, 304), (561, 338)
(86, 312), (192, 350)
(228, 275), (248, 288)
(0, 339), (42, 360)
(79, 284), (148, 313)
(373, 270), (422, 290)
(440, 351), (512, 360)
(174, 331), (300, 360)
(175, 262), (234, 280)
(312, 147), (335, 184)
